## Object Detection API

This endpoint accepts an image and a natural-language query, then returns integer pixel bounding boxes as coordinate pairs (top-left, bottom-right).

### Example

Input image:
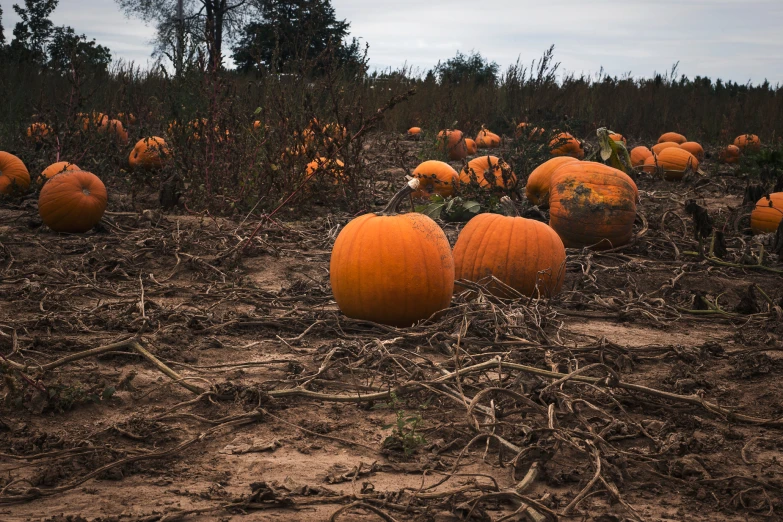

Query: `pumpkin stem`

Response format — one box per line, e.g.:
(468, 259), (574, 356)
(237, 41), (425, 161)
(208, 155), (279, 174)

(380, 178), (420, 215)
(499, 196), (519, 217)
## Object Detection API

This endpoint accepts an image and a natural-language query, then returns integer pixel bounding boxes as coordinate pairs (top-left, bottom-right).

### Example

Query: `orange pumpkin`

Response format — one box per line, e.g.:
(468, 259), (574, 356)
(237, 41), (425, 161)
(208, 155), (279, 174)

(658, 132), (687, 144)
(40, 161), (80, 185)
(719, 145), (741, 164)
(411, 160), (459, 198)
(525, 156), (579, 205)
(117, 112), (137, 125)
(630, 146), (652, 167)
(608, 133), (626, 144)
(407, 127), (422, 138)
(437, 129), (468, 161)
(0, 152), (31, 194)
(329, 179), (454, 327)
(642, 154), (658, 174)
(651, 142), (680, 155)
(129, 137), (170, 170)
(465, 138), (478, 155)
(549, 132), (584, 159)
(516, 123), (544, 139)
(453, 211), (566, 298)
(252, 120), (265, 131)
(679, 142), (704, 161)
(38, 170), (107, 233)
(81, 112), (108, 131)
(459, 155), (517, 189)
(515, 122), (529, 138)
(98, 119), (129, 144)
(655, 148), (700, 181)
(549, 162), (638, 249)
(734, 134), (761, 153)
(750, 193), (783, 234)
(27, 123), (52, 142)
(476, 129), (501, 148)
(305, 157), (345, 184)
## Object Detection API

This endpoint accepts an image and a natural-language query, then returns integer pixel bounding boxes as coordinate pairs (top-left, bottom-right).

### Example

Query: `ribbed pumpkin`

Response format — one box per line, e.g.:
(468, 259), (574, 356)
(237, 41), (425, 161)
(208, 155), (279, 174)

(330, 179), (454, 327)
(411, 160), (459, 198)
(27, 123), (51, 142)
(679, 142), (705, 161)
(651, 142), (680, 155)
(658, 132), (687, 144)
(98, 119), (129, 144)
(407, 127), (422, 138)
(453, 207), (566, 298)
(608, 133), (626, 144)
(129, 137), (170, 170)
(549, 132), (584, 159)
(40, 161), (80, 185)
(525, 156), (579, 205)
(655, 147), (700, 181)
(476, 129), (501, 148)
(750, 193), (783, 234)
(719, 145), (740, 164)
(0, 152), (31, 194)
(437, 129), (468, 161)
(38, 170), (107, 233)
(549, 162), (638, 249)
(305, 158), (345, 184)
(630, 146), (652, 167)
(459, 156), (517, 189)
(642, 154), (658, 174)
(465, 138), (477, 155)
(734, 134), (761, 152)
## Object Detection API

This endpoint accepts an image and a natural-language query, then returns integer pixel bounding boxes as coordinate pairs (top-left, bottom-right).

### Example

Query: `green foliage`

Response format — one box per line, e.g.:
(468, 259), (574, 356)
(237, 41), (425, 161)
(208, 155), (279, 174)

(0, 5), (6, 46)
(47, 26), (112, 72)
(377, 393), (427, 456)
(596, 127), (633, 175)
(415, 194), (480, 222)
(8, 0), (57, 64)
(433, 50), (499, 86)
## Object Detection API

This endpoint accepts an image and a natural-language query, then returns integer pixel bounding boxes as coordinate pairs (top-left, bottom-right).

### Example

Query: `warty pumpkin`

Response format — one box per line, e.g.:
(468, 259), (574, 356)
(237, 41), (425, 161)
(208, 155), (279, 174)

(437, 129), (468, 161)
(476, 129), (501, 148)
(679, 142), (705, 161)
(329, 178), (455, 327)
(465, 138), (477, 155)
(549, 132), (584, 159)
(630, 146), (653, 167)
(0, 152), (31, 194)
(525, 156), (579, 206)
(658, 132), (687, 144)
(750, 193), (783, 234)
(548, 162), (638, 249)
(651, 141), (680, 155)
(38, 170), (107, 233)
(129, 137), (170, 170)
(719, 144), (741, 164)
(734, 134), (761, 152)
(411, 160), (459, 198)
(654, 147), (700, 181)
(40, 161), (80, 185)
(459, 155), (517, 189)
(453, 200), (566, 298)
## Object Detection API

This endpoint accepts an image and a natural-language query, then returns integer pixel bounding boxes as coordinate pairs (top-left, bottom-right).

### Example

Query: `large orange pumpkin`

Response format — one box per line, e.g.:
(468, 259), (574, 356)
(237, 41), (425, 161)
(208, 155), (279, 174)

(719, 145), (741, 164)
(476, 129), (501, 148)
(549, 162), (638, 249)
(549, 132), (584, 159)
(40, 161), (80, 185)
(453, 210), (566, 298)
(630, 146), (652, 167)
(459, 155), (517, 189)
(465, 138), (478, 155)
(654, 147), (700, 181)
(750, 193), (783, 234)
(437, 129), (468, 161)
(38, 170), (107, 233)
(129, 137), (170, 170)
(411, 160), (459, 198)
(98, 119), (129, 144)
(0, 152), (31, 194)
(651, 142), (680, 155)
(679, 142), (704, 161)
(734, 134), (761, 153)
(329, 179), (454, 327)
(525, 156), (579, 205)
(27, 123), (52, 142)
(658, 132), (687, 144)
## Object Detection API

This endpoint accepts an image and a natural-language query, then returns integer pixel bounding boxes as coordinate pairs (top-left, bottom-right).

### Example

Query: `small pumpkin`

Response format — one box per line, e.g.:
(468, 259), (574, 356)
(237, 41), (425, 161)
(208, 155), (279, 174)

(642, 154), (658, 174)
(658, 132), (687, 144)
(655, 147), (700, 181)
(40, 161), (80, 185)
(329, 179), (455, 327)
(719, 144), (741, 164)
(98, 119), (129, 144)
(516, 123), (544, 139)
(750, 193), (783, 234)
(476, 129), (501, 148)
(548, 162), (638, 249)
(117, 112), (137, 125)
(679, 142), (704, 161)
(305, 157), (345, 184)
(129, 137), (170, 170)
(525, 156), (579, 205)
(0, 152), (31, 194)
(27, 123), (52, 142)
(411, 160), (459, 198)
(608, 133), (626, 144)
(407, 127), (422, 138)
(549, 132), (584, 159)
(453, 201), (566, 298)
(459, 155), (516, 189)
(630, 146), (652, 167)
(437, 129), (468, 161)
(651, 142), (680, 155)
(81, 112), (108, 131)
(465, 138), (477, 155)
(734, 134), (761, 153)
(38, 170), (107, 233)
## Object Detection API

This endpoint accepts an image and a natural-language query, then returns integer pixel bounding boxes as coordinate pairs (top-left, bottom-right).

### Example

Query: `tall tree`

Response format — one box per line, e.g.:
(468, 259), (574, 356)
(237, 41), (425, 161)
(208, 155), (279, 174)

(10, 0), (58, 64)
(433, 51), (499, 86)
(48, 26), (112, 72)
(1, 6), (6, 46)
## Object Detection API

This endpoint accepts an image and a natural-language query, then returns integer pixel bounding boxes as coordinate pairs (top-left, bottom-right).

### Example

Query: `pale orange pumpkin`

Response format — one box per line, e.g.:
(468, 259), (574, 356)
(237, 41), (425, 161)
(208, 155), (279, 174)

(658, 132), (687, 144)
(525, 156), (579, 205)
(129, 137), (170, 170)
(679, 142), (704, 161)
(0, 152), (31, 194)
(459, 156), (516, 189)
(651, 142), (680, 155)
(411, 160), (459, 198)
(38, 170), (107, 233)
(719, 145), (741, 164)
(750, 193), (783, 234)
(734, 134), (761, 153)
(437, 129), (468, 161)
(549, 132), (584, 159)
(630, 146), (653, 167)
(40, 161), (80, 185)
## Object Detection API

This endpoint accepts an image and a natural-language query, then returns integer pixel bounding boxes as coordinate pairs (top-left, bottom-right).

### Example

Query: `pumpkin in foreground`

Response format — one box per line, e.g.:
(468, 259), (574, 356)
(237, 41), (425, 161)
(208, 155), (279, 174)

(0, 152), (31, 194)
(330, 179), (454, 327)
(411, 160), (459, 198)
(129, 137), (170, 170)
(453, 202), (566, 298)
(750, 193), (783, 234)
(548, 162), (638, 249)
(39, 170), (107, 233)
(40, 161), (80, 185)
(525, 156), (579, 205)
(459, 155), (517, 189)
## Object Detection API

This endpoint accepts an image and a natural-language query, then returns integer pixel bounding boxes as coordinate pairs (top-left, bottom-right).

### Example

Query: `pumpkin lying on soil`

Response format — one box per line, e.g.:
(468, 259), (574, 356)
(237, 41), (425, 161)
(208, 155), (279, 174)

(129, 137), (170, 170)
(411, 160), (459, 198)
(525, 156), (579, 206)
(99, 119), (129, 144)
(329, 179), (454, 327)
(460, 156), (516, 189)
(719, 145), (741, 164)
(476, 129), (501, 148)
(750, 193), (783, 234)
(658, 132), (687, 144)
(655, 147), (700, 181)
(734, 134), (761, 153)
(40, 162), (80, 185)
(437, 129), (468, 161)
(38, 170), (107, 233)
(630, 146), (652, 167)
(0, 152), (31, 194)
(465, 138), (477, 155)
(679, 142), (705, 161)
(651, 142), (680, 155)
(407, 127), (422, 138)
(549, 132), (584, 159)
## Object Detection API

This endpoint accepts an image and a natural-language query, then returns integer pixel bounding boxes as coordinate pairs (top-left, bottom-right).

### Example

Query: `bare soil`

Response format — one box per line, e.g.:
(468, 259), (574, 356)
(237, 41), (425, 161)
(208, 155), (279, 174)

(1, 139), (782, 522)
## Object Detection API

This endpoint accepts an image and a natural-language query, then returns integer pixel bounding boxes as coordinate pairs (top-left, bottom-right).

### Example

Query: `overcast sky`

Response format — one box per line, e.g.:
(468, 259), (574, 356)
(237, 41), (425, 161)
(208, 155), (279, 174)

(3, 0), (782, 84)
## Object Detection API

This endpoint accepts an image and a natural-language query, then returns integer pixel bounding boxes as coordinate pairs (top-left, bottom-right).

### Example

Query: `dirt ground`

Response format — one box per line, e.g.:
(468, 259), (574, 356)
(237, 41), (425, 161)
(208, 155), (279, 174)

(1, 138), (782, 522)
